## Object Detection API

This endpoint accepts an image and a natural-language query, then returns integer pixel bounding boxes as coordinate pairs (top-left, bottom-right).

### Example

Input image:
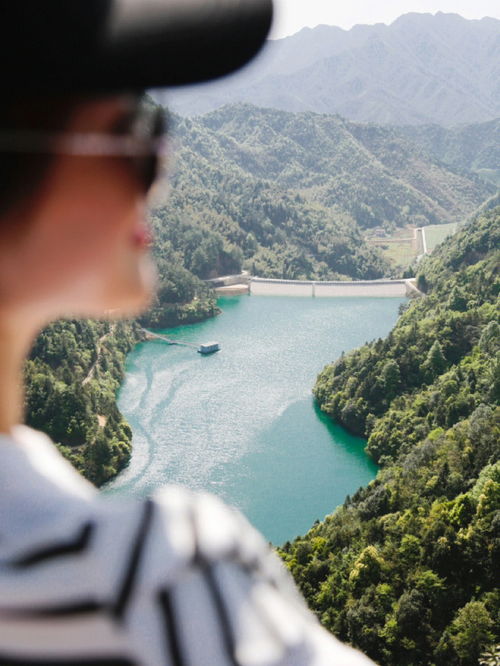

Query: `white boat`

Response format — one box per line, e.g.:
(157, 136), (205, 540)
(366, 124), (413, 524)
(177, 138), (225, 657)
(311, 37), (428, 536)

(198, 342), (220, 355)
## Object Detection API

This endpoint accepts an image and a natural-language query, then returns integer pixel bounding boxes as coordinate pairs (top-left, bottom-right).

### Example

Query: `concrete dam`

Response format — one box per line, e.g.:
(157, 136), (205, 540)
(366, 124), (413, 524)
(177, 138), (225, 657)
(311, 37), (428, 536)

(208, 274), (421, 298)
(249, 277), (420, 297)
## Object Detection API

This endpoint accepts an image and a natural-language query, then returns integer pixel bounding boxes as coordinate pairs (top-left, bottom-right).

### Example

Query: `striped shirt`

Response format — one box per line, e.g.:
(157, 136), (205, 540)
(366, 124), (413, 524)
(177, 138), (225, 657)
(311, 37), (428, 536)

(0, 426), (375, 665)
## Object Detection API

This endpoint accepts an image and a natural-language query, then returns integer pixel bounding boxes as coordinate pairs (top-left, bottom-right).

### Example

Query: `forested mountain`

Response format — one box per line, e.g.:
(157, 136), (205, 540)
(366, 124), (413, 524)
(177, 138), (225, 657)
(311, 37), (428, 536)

(151, 107), (395, 282)
(163, 13), (500, 127)
(280, 207), (500, 665)
(151, 104), (493, 283)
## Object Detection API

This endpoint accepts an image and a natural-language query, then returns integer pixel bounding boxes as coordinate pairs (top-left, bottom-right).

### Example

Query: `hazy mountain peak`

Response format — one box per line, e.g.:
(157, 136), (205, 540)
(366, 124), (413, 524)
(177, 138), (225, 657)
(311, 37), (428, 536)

(393, 11), (458, 23)
(161, 13), (500, 127)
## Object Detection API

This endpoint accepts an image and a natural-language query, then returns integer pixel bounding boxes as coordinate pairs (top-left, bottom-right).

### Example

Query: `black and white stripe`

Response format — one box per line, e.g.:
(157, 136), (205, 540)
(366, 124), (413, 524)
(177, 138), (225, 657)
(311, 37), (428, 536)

(10, 522), (94, 569)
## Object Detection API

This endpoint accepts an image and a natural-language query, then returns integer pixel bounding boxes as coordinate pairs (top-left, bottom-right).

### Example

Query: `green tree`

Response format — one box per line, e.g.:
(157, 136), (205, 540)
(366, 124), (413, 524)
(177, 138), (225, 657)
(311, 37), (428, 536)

(423, 340), (447, 381)
(381, 359), (401, 400)
(439, 601), (495, 664)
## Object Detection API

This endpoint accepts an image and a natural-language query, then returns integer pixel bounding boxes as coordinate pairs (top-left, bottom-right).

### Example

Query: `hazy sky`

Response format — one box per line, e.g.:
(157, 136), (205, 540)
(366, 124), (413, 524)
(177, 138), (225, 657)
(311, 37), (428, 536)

(270, 0), (500, 39)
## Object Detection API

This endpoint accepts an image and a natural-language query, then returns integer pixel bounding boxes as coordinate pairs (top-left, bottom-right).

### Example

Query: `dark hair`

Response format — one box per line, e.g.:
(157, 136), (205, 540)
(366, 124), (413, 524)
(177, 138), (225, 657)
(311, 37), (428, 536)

(0, 97), (79, 218)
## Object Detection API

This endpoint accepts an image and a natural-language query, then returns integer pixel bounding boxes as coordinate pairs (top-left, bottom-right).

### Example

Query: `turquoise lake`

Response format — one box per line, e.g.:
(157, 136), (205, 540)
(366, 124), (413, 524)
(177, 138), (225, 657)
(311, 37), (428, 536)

(104, 295), (404, 544)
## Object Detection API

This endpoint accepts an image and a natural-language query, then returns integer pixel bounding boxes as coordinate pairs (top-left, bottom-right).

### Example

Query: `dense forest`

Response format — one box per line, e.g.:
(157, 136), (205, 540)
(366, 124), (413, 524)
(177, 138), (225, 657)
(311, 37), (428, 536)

(153, 110), (389, 282)
(280, 207), (500, 665)
(24, 320), (143, 485)
(170, 104), (493, 240)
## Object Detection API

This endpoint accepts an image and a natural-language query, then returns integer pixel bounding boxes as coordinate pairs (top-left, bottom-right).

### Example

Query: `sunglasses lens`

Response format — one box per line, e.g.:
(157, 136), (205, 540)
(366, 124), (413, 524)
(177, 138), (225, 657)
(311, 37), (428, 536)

(135, 106), (168, 192)
(141, 153), (159, 192)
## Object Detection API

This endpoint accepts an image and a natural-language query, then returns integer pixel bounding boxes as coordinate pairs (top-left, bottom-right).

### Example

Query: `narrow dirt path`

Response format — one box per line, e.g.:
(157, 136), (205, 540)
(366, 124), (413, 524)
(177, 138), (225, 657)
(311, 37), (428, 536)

(82, 324), (116, 386)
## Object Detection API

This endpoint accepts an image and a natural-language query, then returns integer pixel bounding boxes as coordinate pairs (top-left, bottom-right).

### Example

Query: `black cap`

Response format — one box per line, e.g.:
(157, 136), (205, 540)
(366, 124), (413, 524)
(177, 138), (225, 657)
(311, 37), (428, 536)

(2, 0), (273, 92)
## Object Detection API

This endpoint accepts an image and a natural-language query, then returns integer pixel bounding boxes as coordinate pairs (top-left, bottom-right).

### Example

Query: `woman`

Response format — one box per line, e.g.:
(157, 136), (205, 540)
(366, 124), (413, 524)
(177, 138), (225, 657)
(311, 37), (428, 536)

(0, 2), (374, 663)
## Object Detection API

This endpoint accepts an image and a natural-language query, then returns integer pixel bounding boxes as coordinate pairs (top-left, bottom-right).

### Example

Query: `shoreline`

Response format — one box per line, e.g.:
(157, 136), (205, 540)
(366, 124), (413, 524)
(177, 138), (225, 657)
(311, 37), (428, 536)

(214, 284), (250, 295)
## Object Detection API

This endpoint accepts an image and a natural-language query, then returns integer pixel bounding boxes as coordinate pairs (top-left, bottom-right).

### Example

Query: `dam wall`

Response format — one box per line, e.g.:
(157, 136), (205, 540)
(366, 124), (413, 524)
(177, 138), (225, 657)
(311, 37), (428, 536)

(250, 277), (417, 297)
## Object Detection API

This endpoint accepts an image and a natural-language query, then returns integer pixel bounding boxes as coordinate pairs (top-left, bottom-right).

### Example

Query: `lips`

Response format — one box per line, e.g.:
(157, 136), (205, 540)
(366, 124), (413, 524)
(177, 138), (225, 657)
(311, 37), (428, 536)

(131, 224), (153, 249)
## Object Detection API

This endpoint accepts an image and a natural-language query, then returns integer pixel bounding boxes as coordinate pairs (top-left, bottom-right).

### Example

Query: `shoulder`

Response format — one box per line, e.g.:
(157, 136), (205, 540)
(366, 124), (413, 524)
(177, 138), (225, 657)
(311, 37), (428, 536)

(123, 488), (375, 665)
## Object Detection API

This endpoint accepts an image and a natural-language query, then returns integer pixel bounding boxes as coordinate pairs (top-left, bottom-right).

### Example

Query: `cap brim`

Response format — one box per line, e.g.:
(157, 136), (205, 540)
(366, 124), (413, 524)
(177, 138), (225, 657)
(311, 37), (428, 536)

(5, 0), (273, 93)
(107, 0), (274, 88)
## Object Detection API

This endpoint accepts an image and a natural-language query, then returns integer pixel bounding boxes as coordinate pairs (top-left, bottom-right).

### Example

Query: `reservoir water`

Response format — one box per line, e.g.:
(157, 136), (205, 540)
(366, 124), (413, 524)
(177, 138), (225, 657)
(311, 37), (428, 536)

(104, 295), (404, 544)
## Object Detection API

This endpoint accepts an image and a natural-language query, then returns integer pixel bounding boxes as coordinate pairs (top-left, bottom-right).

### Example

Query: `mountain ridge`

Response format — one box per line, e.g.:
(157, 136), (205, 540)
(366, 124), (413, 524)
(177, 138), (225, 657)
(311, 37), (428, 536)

(161, 13), (500, 127)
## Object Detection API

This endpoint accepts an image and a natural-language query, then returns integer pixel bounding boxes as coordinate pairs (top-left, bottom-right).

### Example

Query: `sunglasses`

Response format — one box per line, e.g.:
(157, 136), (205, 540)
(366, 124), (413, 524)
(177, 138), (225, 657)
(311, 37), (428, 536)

(0, 104), (168, 193)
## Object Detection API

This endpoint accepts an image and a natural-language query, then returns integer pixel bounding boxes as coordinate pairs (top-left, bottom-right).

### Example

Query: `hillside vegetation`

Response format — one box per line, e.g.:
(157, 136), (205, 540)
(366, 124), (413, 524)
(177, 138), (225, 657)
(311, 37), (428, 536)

(280, 207), (500, 664)
(398, 118), (500, 186)
(152, 104), (493, 283)
(153, 108), (392, 282)
(24, 320), (143, 485)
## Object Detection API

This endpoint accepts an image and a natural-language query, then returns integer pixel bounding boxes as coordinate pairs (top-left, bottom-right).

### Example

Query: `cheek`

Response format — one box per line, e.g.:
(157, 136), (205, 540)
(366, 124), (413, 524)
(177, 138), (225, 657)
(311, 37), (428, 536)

(36, 197), (137, 287)
(56, 159), (141, 251)
(9, 162), (146, 308)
